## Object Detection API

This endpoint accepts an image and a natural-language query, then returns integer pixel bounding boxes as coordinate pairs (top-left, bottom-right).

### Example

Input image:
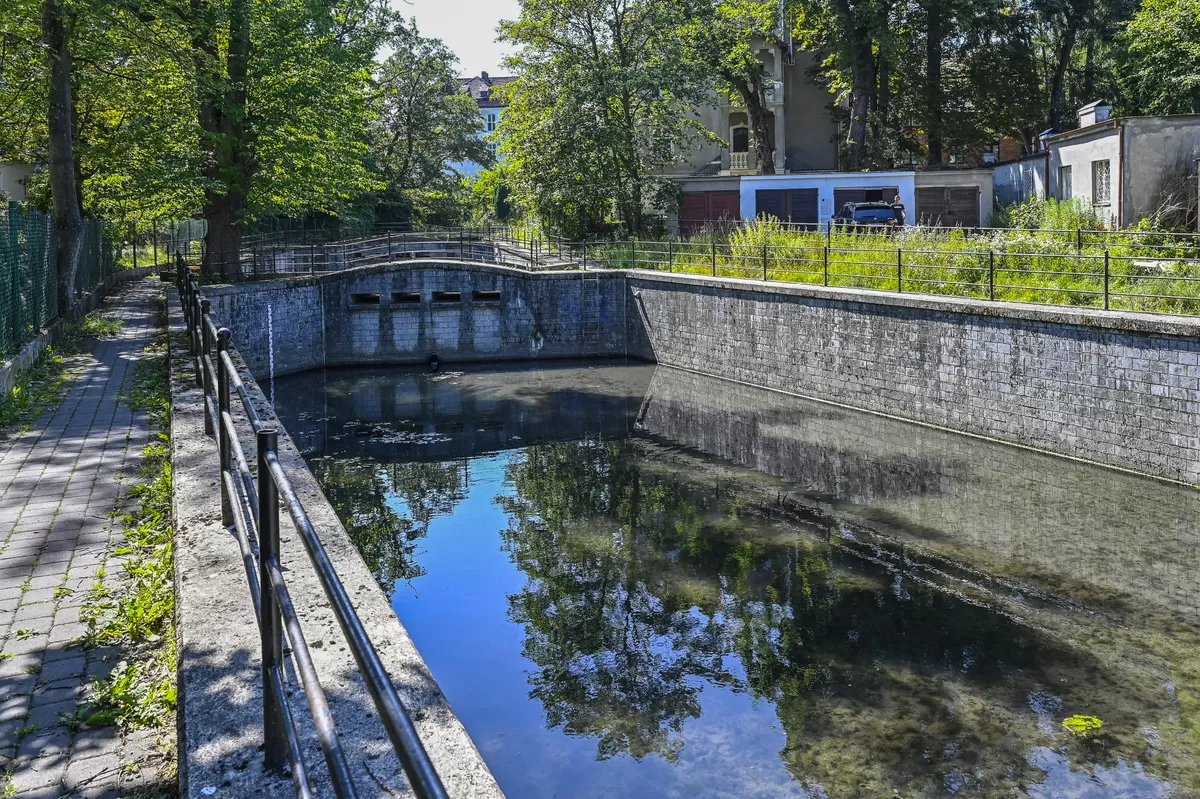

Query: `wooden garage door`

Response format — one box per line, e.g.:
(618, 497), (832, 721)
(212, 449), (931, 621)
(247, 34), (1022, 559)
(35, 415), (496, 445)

(915, 187), (980, 227)
(681, 191), (741, 233)
(755, 188), (819, 225)
(788, 189), (819, 225)
(834, 186), (899, 207)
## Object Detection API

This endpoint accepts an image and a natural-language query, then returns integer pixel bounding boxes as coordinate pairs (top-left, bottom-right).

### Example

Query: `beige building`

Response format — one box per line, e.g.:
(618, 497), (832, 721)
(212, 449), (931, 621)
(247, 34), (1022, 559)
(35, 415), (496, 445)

(675, 48), (839, 176)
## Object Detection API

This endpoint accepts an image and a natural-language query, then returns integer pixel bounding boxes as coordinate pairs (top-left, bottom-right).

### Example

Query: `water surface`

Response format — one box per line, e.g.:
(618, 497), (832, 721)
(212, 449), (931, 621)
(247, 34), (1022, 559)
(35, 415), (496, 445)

(274, 361), (1200, 798)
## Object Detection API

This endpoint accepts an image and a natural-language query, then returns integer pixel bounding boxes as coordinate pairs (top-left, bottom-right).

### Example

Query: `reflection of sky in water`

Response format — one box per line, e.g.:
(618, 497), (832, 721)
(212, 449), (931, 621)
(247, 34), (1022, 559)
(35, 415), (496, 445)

(1026, 747), (1173, 798)
(280, 363), (1193, 798)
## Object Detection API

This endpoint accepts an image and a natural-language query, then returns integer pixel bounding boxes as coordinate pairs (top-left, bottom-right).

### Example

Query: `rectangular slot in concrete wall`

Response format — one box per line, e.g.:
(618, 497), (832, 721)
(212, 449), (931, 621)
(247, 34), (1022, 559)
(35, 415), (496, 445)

(392, 292), (420, 304)
(432, 291), (462, 303)
(350, 292), (381, 305)
(472, 290), (501, 302)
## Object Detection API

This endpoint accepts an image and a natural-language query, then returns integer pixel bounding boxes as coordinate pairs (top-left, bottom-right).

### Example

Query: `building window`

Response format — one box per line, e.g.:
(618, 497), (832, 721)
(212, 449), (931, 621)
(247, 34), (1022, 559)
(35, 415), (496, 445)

(486, 113), (497, 132)
(1059, 165), (1072, 201)
(731, 126), (749, 153)
(1092, 159), (1111, 206)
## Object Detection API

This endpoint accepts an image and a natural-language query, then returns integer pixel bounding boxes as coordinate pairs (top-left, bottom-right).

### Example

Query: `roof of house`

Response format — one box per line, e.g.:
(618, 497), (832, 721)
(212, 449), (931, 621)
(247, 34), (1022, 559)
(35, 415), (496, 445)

(460, 72), (516, 109)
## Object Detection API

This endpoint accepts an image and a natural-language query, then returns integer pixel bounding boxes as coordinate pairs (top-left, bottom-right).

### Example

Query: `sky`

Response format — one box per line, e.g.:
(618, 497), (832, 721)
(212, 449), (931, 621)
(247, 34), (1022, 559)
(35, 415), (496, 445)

(391, 0), (522, 77)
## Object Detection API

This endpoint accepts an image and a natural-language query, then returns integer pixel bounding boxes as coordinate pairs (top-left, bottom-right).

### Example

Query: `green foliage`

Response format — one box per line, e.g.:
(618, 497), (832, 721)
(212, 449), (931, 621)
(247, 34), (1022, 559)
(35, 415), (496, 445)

(82, 332), (176, 735)
(368, 22), (491, 226)
(992, 198), (1108, 230)
(497, 0), (716, 237)
(1121, 0), (1200, 114)
(1062, 714), (1104, 735)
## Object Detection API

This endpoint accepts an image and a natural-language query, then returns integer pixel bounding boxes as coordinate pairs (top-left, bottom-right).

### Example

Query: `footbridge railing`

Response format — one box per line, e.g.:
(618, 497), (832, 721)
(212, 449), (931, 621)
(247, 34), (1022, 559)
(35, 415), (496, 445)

(176, 259), (450, 799)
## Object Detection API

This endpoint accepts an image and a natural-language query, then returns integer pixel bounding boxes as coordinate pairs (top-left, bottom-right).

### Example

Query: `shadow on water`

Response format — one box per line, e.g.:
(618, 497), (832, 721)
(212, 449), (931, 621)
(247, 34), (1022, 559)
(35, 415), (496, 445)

(273, 360), (1200, 799)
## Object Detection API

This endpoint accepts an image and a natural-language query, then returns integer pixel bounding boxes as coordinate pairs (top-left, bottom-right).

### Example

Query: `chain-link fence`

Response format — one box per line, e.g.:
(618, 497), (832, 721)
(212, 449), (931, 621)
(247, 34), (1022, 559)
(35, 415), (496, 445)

(1, 201), (116, 357)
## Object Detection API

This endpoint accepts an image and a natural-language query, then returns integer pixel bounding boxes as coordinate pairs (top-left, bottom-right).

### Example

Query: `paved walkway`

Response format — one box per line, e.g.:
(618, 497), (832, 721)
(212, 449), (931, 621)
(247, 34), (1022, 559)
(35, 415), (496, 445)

(0, 280), (166, 798)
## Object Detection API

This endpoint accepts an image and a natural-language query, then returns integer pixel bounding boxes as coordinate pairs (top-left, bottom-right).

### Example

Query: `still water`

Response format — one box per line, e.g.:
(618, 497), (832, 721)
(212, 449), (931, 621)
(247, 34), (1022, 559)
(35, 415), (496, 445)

(273, 360), (1200, 799)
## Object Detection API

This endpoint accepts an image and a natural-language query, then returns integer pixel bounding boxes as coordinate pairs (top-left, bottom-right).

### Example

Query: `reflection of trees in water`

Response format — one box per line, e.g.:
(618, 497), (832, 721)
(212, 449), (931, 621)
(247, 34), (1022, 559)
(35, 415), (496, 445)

(312, 457), (468, 595)
(498, 440), (1168, 796)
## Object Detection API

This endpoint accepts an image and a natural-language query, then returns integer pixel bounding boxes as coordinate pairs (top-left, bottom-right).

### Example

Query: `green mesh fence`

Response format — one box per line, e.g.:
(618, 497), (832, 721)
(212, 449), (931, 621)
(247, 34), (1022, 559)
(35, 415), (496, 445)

(1, 202), (117, 357)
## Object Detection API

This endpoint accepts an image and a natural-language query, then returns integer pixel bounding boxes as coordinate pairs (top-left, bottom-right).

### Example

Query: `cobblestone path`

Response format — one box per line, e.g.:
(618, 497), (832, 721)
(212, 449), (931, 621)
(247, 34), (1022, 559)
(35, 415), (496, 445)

(0, 280), (167, 798)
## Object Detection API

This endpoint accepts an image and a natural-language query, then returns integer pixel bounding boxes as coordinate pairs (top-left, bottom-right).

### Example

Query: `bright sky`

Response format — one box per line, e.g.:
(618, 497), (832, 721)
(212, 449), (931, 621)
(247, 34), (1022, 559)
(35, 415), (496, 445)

(390, 0), (522, 77)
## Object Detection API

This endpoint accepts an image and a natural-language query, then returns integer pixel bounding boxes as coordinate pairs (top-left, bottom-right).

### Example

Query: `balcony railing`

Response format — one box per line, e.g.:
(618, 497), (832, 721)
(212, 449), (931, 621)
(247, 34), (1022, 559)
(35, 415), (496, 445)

(729, 151), (754, 171)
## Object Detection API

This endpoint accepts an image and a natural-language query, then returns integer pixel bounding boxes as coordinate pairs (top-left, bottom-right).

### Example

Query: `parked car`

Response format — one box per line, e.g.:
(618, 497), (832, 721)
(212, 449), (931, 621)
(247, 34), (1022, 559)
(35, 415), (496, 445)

(832, 201), (905, 227)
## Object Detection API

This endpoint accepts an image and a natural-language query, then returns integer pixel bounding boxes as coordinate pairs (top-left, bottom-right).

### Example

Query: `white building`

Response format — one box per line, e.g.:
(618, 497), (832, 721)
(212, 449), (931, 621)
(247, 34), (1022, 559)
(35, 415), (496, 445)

(0, 162), (34, 202)
(454, 72), (514, 178)
(993, 103), (1200, 227)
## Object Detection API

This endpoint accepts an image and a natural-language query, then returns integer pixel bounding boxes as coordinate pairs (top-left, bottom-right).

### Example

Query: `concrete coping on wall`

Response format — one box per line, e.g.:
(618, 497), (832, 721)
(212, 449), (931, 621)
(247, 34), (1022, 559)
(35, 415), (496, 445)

(627, 269), (1200, 338)
(168, 286), (505, 797)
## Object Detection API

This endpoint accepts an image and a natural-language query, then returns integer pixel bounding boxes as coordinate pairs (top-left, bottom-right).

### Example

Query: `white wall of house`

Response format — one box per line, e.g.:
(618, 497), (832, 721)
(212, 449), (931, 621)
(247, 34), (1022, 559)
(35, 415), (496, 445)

(1121, 116), (1200, 225)
(452, 106), (504, 179)
(1047, 125), (1121, 226)
(0, 162), (35, 202)
(739, 172), (916, 222)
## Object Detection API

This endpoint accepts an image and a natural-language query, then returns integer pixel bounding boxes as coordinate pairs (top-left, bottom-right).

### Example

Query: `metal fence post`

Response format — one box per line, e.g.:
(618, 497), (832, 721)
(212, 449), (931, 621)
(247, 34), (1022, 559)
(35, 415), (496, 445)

(897, 248), (902, 292)
(632, 239), (637, 269)
(1077, 228), (1082, 253)
(989, 251), (995, 301)
(257, 428), (287, 770)
(387, 231), (392, 260)
(217, 329), (233, 526)
(823, 245), (829, 286)
(668, 240), (674, 273)
(711, 241), (716, 276)
(1104, 249), (1110, 310)
(199, 300), (213, 426)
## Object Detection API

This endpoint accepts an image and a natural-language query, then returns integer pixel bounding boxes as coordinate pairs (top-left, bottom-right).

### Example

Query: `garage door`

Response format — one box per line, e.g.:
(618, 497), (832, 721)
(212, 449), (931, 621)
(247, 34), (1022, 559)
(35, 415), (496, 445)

(915, 187), (980, 228)
(834, 186), (899, 207)
(754, 188), (819, 225)
(681, 191), (741, 233)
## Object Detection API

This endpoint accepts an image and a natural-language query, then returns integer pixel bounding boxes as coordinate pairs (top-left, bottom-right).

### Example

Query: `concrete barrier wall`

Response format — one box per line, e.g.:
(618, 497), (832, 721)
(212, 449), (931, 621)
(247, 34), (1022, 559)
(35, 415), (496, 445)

(204, 262), (628, 378)
(626, 270), (1200, 484)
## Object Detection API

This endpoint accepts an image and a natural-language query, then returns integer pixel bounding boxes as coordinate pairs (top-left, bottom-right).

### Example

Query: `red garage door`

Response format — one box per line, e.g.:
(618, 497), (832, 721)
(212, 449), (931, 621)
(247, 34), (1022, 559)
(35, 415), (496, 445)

(681, 191), (740, 234)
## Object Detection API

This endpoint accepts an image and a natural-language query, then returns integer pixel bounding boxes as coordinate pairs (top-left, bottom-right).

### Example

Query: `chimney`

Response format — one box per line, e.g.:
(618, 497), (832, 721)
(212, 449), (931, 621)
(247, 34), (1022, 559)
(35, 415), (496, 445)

(1077, 101), (1112, 128)
(481, 70), (489, 81)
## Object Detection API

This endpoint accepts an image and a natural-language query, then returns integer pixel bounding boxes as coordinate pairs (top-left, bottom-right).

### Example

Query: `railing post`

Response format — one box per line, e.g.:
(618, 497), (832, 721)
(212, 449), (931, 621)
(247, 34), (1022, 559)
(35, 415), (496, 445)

(199, 300), (213, 425)
(1077, 228), (1082, 253)
(257, 428), (287, 770)
(762, 243), (768, 281)
(823, 245), (829, 286)
(711, 241), (717, 276)
(459, 230), (465, 260)
(387, 230), (392, 260)
(989, 250), (995, 300)
(896, 248), (902, 292)
(668, 240), (674, 273)
(1104, 249), (1110, 310)
(632, 239), (637, 270)
(217, 329), (233, 526)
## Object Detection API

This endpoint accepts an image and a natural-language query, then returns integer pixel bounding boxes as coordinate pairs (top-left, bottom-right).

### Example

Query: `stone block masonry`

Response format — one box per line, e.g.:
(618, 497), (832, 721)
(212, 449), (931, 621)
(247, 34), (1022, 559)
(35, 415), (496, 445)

(626, 271), (1200, 485)
(204, 261), (627, 378)
(202, 258), (1200, 484)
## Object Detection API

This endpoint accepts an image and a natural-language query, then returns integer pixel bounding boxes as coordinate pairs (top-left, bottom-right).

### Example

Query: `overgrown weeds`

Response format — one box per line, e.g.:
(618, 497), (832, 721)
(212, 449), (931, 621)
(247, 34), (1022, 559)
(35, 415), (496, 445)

(80, 323), (177, 790)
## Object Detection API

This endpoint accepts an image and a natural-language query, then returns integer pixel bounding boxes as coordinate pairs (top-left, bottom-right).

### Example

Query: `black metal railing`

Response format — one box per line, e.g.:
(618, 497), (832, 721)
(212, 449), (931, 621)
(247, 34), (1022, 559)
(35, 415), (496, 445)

(177, 258), (450, 799)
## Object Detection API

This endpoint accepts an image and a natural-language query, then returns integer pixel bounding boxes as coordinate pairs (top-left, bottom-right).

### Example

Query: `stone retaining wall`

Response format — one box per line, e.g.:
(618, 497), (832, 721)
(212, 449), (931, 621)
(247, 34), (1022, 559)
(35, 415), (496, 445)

(626, 270), (1200, 484)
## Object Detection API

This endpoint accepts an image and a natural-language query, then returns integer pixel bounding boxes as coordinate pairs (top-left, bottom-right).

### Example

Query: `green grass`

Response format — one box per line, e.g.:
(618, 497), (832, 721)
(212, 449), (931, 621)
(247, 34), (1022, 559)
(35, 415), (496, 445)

(591, 216), (1200, 315)
(0, 309), (124, 438)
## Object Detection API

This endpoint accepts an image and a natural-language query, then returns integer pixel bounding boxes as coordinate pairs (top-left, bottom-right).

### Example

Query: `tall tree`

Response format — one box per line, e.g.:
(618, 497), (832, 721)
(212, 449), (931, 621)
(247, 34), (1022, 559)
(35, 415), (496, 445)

(1120, 0), (1200, 114)
(684, 0), (782, 174)
(497, 0), (714, 236)
(368, 23), (491, 224)
(42, 0), (83, 311)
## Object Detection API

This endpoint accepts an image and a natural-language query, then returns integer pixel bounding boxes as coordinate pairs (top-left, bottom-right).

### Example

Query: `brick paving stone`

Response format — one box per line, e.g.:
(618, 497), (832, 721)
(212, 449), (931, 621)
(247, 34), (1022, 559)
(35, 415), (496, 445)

(0, 281), (164, 798)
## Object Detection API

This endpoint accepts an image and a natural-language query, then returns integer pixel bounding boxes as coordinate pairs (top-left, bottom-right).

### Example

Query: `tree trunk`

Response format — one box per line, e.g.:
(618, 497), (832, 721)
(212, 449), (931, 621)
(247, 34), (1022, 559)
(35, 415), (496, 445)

(925, 0), (944, 166)
(738, 82), (776, 175)
(1048, 21), (1077, 130)
(832, 0), (873, 168)
(43, 0), (83, 315)
(194, 0), (252, 280)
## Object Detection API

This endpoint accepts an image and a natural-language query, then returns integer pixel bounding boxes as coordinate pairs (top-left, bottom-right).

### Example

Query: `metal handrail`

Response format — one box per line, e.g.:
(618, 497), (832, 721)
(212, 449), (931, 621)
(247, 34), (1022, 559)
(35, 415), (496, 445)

(176, 258), (451, 799)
